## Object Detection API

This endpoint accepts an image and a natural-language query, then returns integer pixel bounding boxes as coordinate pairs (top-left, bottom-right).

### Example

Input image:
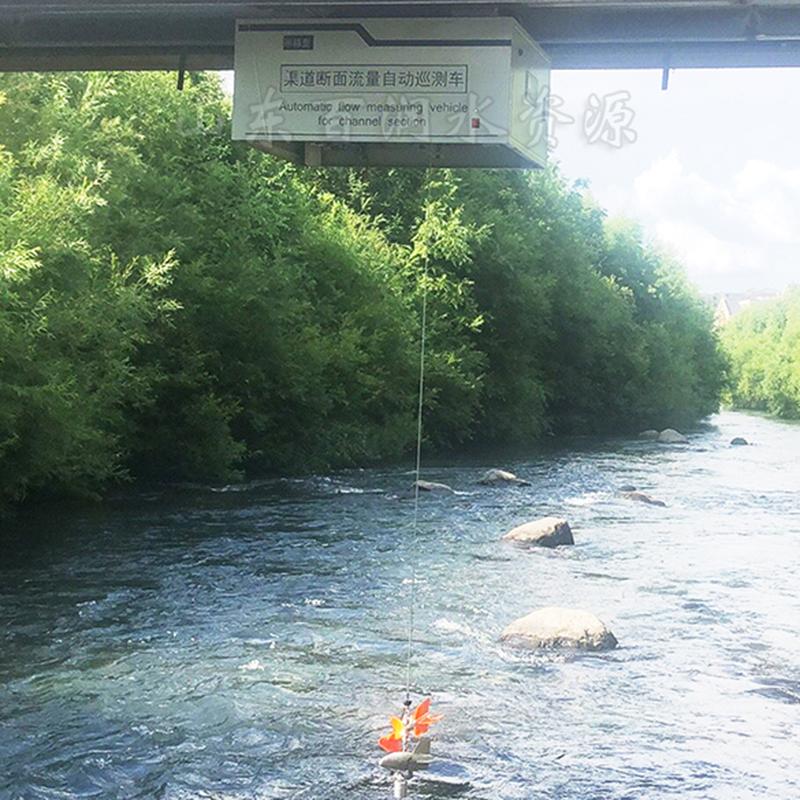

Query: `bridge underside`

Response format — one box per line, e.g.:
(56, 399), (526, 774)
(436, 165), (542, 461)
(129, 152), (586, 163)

(2, 1), (800, 72)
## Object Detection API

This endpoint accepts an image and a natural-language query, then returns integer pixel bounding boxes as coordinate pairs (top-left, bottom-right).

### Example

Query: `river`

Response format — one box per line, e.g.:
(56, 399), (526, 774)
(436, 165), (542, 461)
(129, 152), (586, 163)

(2, 410), (799, 799)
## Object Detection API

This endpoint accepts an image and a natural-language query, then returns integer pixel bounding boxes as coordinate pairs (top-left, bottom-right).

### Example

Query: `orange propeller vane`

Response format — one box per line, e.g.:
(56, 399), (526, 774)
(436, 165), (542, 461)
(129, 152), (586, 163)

(378, 698), (442, 753)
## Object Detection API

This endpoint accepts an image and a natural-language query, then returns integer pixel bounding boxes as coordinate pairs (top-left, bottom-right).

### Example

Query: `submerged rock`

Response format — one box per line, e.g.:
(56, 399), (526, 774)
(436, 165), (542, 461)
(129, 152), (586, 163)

(501, 607), (618, 651)
(618, 490), (667, 507)
(477, 469), (531, 487)
(503, 517), (573, 547)
(658, 428), (689, 444)
(638, 430), (660, 440)
(730, 437), (749, 446)
(618, 484), (638, 492)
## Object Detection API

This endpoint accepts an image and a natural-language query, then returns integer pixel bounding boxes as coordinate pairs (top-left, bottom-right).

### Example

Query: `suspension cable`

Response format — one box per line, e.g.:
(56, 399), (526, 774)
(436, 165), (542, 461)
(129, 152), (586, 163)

(406, 255), (428, 704)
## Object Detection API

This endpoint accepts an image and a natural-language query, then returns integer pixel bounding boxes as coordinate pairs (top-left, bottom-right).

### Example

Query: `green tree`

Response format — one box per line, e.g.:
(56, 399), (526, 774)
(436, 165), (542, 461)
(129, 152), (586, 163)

(0, 71), (726, 509)
(722, 287), (800, 417)
(0, 77), (179, 504)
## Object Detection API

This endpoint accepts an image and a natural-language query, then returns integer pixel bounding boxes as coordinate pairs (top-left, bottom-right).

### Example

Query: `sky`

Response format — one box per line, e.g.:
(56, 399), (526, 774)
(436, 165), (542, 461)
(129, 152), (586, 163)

(549, 68), (800, 296)
(224, 66), (800, 296)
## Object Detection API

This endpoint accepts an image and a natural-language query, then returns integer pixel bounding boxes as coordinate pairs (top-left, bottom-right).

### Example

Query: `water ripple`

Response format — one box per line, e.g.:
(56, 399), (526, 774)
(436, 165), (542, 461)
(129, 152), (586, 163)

(2, 411), (800, 798)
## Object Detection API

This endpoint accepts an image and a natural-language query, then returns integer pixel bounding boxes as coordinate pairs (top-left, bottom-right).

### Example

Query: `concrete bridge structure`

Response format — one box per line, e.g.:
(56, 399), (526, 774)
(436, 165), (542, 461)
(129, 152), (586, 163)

(2, 1), (800, 73)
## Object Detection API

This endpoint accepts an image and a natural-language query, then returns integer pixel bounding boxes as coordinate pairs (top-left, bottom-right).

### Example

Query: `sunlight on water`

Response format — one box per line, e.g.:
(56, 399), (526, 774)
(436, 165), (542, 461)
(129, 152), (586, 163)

(2, 411), (799, 799)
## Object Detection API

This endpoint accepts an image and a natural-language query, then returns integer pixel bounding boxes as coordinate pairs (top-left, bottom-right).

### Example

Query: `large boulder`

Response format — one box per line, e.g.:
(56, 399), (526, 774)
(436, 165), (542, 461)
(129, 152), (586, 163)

(503, 517), (574, 547)
(618, 490), (666, 507)
(501, 607), (618, 651)
(638, 429), (660, 440)
(477, 469), (531, 487)
(658, 428), (689, 444)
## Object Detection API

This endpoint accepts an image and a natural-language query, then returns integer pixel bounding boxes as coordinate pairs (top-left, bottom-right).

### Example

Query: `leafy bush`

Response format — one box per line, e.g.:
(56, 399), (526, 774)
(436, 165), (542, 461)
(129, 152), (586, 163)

(722, 287), (800, 417)
(0, 71), (725, 509)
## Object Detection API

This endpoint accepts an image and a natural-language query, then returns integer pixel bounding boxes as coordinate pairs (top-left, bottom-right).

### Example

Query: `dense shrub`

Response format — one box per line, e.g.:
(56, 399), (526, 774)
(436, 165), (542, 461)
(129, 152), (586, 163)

(722, 287), (800, 417)
(0, 72), (724, 509)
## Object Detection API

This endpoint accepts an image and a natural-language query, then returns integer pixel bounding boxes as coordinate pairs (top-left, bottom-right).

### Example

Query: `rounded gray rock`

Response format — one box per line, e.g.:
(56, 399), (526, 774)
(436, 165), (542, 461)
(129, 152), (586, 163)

(619, 490), (666, 507)
(503, 517), (574, 547)
(477, 468), (531, 487)
(413, 480), (454, 493)
(658, 428), (689, 444)
(500, 607), (618, 651)
(638, 429), (660, 440)
(730, 437), (749, 446)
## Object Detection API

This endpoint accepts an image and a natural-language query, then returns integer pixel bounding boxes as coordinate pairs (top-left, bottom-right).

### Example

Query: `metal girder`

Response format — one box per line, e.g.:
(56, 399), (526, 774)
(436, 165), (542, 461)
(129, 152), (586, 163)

(2, 1), (800, 70)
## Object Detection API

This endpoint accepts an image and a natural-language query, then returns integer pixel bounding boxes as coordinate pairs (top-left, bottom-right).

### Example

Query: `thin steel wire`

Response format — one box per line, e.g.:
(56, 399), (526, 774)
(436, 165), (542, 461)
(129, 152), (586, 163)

(406, 256), (428, 703)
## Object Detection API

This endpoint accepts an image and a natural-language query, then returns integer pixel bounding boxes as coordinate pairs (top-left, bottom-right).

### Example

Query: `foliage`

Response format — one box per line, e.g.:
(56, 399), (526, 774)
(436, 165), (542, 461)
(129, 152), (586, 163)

(721, 287), (800, 417)
(0, 71), (725, 508)
(305, 166), (724, 439)
(0, 78), (177, 502)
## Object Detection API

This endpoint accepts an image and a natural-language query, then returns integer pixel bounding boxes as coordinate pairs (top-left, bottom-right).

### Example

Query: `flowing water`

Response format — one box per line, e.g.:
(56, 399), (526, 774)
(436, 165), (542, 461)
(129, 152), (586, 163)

(2, 410), (799, 800)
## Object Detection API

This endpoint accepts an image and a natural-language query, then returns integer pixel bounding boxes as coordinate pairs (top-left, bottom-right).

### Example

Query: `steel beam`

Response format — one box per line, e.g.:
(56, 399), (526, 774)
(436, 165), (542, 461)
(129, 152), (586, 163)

(3, 1), (800, 70)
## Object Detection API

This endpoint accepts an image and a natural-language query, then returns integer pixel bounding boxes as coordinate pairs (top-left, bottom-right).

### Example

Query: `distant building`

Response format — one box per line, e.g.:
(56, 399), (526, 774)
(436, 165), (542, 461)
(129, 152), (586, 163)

(711, 289), (779, 328)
